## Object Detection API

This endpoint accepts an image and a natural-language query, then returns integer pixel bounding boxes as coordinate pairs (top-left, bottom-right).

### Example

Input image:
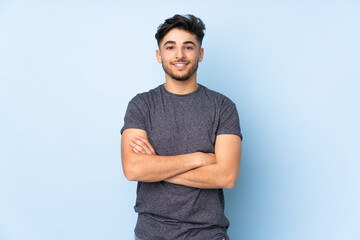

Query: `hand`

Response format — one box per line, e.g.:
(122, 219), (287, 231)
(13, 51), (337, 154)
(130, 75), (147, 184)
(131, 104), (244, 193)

(130, 135), (156, 155)
(198, 152), (216, 166)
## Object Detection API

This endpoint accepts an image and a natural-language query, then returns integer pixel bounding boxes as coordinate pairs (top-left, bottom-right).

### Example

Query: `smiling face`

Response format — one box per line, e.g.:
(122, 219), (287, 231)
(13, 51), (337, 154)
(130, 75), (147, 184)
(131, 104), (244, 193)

(156, 28), (204, 82)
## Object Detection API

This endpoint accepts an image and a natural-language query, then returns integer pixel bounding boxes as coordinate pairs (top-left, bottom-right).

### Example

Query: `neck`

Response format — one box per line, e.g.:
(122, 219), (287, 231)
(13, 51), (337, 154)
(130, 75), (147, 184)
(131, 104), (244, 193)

(164, 74), (199, 95)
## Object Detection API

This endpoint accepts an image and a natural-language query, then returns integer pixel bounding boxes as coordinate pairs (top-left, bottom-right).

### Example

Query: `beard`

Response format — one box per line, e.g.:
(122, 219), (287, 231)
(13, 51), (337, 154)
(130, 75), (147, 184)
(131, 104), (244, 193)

(162, 61), (199, 81)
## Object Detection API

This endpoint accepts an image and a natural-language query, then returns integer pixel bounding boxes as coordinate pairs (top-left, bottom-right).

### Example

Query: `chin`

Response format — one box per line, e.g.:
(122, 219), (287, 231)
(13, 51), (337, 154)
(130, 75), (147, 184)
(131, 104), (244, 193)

(163, 63), (198, 82)
(173, 76), (191, 81)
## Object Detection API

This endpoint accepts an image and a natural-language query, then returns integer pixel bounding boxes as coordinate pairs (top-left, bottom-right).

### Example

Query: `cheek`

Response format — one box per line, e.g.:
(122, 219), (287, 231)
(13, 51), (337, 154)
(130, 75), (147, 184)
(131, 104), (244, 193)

(189, 54), (199, 62)
(161, 55), (173, 63)
(188, 51), (199, 59)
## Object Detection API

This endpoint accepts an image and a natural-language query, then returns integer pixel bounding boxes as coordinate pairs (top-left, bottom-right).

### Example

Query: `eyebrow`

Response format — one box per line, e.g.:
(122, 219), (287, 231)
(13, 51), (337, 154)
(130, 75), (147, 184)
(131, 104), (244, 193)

(163, 41), (176, 47)
(183, 41), (196, 46)
(163, 41), (197, 47)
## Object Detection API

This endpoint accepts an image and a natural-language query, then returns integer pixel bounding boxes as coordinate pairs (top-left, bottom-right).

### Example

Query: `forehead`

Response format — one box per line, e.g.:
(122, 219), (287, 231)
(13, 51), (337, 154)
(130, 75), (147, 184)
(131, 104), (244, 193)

(161, 28), (199, 45)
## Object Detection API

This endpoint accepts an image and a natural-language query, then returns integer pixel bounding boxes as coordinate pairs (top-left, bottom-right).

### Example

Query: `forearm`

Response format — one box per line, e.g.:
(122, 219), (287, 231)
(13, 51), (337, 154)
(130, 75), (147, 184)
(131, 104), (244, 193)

(122, 151), (214, 182)
(122, 129), (215, 182)
(165, 161), (239, 189)
(122, 130), (241, 187)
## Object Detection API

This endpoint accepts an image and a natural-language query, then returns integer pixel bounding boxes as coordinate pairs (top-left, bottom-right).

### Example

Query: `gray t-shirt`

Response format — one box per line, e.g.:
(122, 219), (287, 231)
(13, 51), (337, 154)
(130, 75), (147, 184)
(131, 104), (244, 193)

(121, 84), (242, 240)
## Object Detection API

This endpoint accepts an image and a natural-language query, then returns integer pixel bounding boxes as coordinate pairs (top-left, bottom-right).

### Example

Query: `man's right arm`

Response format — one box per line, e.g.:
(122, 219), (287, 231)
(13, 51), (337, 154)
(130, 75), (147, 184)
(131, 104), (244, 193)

(121, 128), (215, 182)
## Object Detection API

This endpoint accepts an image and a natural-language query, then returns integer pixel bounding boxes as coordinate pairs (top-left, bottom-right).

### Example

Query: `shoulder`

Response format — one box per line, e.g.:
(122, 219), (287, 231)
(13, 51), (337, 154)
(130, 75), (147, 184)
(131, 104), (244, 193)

(129, 85), (162, 105)
(200, 84), (236, 107)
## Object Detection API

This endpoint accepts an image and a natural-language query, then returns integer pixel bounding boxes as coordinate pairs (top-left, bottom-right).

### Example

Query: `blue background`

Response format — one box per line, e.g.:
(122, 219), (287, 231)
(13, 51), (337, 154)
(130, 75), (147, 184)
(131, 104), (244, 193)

(1, 0), (359, 239)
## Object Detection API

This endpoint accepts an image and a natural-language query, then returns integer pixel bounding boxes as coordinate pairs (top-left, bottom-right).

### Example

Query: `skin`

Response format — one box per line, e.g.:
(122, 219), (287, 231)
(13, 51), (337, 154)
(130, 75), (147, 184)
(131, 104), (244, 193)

(129, 134), (242, 189)
(121, 28), (242, 189)
(156, 28), (204, 94)
(121, 129), (216, 182)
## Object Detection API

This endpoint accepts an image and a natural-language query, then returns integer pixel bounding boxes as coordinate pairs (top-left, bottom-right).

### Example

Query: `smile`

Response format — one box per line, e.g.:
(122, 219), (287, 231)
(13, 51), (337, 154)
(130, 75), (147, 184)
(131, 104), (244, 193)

(172, 62), (188, 69)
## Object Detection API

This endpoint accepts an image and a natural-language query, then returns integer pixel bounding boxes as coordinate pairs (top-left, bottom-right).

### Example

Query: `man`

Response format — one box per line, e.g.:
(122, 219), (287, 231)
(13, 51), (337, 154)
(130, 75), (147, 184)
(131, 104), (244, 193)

(121, 14), (242, 240)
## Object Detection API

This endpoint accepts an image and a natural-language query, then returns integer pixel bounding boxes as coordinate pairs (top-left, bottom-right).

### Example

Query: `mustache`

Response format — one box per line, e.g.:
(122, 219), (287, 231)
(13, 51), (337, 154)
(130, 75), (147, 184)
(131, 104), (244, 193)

(172, 59), (189, 64)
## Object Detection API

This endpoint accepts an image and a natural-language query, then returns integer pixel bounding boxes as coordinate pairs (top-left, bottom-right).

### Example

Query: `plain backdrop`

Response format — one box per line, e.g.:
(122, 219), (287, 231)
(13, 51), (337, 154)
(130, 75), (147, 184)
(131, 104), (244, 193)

(0, 0), (359, 239)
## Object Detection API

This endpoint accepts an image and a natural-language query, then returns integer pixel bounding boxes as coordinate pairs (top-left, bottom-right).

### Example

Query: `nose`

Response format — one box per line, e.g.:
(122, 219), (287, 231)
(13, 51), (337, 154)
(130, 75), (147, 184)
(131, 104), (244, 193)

(175, 47), (185, 59)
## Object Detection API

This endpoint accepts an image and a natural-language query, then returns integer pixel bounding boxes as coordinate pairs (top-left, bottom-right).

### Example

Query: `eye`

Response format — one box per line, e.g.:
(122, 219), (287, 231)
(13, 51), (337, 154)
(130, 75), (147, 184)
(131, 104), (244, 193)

(185, 46), (193, 50)
(166, 46), (174, 50)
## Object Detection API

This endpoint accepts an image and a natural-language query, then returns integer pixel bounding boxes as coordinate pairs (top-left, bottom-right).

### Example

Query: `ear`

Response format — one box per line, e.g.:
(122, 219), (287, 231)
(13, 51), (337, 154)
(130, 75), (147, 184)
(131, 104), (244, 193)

(198, 48), (204, 62)
(156, 49), (162, 63)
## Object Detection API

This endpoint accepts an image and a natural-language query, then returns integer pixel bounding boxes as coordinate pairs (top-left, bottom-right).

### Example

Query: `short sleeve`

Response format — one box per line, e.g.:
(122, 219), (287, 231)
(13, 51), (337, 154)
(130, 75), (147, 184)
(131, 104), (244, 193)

(120, 95), (148, 134)
(216, 98), (243, 140)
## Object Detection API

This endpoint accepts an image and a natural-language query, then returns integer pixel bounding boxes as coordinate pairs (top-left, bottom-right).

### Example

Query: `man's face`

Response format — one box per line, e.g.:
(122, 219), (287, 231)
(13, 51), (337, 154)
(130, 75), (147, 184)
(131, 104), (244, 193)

(156, 28), (204, 82)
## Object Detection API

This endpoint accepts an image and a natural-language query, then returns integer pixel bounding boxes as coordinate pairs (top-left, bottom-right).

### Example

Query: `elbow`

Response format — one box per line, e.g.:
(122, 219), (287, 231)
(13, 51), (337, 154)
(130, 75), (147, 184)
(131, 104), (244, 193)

(123, 169), (137, 181)
(223, 173), (238, 189)
(122, 153), (144, 181)
(123, 163), (140, 181)
(123, 161), (150, 182)
(223, 180), (236, 189)
(124, 171), (137, 181)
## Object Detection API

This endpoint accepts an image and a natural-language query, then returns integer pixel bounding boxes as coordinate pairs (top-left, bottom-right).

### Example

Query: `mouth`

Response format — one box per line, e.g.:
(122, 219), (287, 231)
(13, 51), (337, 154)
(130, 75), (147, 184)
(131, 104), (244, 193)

(172, 62), (188, 70)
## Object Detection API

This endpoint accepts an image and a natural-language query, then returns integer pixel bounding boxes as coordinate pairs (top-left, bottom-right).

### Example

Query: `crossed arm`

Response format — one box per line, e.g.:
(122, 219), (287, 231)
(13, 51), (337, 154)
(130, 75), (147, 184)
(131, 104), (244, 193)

(121, 128), (242, 189)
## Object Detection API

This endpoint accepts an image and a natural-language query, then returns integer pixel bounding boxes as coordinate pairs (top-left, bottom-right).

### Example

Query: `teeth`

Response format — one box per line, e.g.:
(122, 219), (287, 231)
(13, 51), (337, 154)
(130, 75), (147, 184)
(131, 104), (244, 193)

(175, 64), (185, 66)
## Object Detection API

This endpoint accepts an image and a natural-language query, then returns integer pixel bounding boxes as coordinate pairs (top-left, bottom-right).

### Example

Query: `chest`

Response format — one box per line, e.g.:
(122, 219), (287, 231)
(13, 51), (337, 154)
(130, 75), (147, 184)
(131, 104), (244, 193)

(147, 98), (220, 155)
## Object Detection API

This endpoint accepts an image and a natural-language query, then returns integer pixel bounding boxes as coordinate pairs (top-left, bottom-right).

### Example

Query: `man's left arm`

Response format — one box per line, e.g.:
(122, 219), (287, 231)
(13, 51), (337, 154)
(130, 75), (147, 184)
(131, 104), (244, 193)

(165, 134), (241, 189)
(131, 134), (241, 189)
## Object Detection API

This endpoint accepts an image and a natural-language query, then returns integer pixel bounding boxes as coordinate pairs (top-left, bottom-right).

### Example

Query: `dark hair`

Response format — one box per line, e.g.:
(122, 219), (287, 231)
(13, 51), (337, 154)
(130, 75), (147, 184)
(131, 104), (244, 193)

(155, 14), (206, 46)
